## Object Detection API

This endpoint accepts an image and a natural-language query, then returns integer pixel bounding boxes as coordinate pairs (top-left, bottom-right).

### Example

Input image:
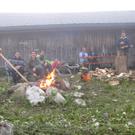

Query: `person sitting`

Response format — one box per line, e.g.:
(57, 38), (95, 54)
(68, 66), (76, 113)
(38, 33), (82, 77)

(79, 47), (88, 67)
(8, 51), (25, 84)
(88, 47), (98, 70)
(52, 59), (64, 69)
(37, 50), (53, 75)
(26, 51), (44, 82)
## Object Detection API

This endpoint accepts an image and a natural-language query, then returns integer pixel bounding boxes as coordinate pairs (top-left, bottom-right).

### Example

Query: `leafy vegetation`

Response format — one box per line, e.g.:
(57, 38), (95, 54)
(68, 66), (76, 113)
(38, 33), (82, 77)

(0, 74), (135, 134)
(0, 69), (6, 77)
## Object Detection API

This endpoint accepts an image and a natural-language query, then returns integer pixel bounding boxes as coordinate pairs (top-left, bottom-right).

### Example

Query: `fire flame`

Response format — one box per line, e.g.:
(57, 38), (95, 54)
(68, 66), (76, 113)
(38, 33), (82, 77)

(39, 69), (55, 88)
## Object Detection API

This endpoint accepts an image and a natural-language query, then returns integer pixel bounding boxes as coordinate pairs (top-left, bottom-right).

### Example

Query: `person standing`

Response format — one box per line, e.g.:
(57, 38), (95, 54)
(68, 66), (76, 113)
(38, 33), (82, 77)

(116, 30), (131, 70)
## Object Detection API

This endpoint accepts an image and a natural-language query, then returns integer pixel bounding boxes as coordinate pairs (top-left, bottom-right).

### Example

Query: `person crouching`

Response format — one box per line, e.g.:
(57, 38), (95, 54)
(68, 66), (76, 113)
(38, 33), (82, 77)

(26, 51), (44, 82)
(37, 50), (53, 76)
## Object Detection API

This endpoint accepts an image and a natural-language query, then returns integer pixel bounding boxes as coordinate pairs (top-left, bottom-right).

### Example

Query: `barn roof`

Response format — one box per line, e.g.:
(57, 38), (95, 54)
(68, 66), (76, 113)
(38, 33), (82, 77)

(0, 11), (135, 31)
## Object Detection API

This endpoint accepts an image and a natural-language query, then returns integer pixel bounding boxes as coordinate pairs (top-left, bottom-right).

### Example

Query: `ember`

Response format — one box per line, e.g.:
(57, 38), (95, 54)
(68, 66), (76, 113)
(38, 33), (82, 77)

(39, 69), (55, 89)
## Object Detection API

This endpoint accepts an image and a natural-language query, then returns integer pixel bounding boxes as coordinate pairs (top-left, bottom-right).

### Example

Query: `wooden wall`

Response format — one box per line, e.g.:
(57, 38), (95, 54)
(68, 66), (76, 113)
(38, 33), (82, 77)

(0, 27), (135, 68)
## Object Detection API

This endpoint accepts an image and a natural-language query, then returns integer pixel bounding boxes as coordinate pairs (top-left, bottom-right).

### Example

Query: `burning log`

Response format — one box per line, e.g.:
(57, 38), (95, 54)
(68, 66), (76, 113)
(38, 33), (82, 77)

(37, 69), (69, 92)
(39, 69), (55, 90)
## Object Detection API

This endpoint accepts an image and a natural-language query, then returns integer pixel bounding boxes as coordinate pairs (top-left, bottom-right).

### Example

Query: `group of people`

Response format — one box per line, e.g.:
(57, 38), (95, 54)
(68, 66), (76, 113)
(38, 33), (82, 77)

(0, 50), (64, 85)
(79, 46), (98, 70)
(79, 30), (131, 70)
(0, 30), (131, 84)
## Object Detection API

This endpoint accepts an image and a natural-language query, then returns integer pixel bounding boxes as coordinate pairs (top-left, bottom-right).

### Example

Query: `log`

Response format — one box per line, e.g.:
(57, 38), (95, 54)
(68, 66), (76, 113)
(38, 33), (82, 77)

(99, 70), (115, 78)
(111, 73), (115, 76)
(99, 69), (106, 73)
(109, 81), (119, 86)
(92, 74), (99, 77)
(118, 51), (124, 56)
(115, 52), (127, 75)
(129, 70), (132, 75)
(117, 73), (125, 78)
(107, 74), (111, 78)
(97, 78), (109, 83)
(105, 68), (110, 72)
(95, 68), (99, 72)
(96, 68), (106, 73)
(132, 72), (135, 76)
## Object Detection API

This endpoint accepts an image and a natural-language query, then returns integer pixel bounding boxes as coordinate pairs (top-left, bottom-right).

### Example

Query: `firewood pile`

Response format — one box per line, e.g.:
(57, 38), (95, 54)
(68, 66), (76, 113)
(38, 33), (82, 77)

(90, 68), (115, 79)
(114, 71), (135, 80)
(89, 68), (135, 85)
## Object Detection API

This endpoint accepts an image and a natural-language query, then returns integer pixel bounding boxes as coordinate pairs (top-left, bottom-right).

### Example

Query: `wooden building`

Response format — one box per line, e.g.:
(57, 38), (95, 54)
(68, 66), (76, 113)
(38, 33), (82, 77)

(0, 11), (135, 68)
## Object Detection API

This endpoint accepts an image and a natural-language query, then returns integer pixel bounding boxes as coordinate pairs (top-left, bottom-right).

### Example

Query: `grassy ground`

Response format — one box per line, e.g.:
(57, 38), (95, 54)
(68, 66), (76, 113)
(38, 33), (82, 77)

(0, 73), (135, 135)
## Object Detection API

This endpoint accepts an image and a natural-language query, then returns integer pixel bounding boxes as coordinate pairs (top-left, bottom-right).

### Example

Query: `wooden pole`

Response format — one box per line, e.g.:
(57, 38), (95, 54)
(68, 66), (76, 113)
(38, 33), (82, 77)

(0, 53), (32, 86)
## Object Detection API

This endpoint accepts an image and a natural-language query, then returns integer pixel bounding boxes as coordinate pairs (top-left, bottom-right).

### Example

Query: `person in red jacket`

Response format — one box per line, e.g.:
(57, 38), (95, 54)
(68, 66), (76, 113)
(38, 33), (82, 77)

(52, 59), (64, 69)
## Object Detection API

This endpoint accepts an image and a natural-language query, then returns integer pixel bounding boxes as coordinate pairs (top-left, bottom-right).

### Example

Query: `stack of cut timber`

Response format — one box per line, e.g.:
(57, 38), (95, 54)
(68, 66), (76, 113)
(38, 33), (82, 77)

(116, 70), (135, 80)
(90, 68), (135, 79)
(89, 68), (116, 83)
(90, 68), (115, 78)
(90, 68), (135, 84)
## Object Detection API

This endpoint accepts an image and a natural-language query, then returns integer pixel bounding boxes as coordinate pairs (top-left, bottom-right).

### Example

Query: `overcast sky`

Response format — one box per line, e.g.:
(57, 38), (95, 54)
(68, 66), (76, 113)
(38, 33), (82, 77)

(0, 0), (134, 13)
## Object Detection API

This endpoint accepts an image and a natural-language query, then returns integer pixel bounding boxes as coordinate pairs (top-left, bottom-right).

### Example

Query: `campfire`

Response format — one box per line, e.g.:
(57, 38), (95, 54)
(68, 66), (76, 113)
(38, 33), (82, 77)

(37, 69), (67, 92)
(38, 69), (57, 92)
(39, 69), (55, 89)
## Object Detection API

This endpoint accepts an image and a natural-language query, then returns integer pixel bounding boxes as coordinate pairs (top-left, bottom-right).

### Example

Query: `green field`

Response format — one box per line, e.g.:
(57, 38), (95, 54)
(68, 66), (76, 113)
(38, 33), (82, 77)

(0, 74), (135, 135)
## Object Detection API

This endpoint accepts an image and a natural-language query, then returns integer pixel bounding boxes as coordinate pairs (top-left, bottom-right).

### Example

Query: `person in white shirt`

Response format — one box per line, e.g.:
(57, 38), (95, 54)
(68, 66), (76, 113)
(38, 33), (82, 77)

(79, 47), (88, 67)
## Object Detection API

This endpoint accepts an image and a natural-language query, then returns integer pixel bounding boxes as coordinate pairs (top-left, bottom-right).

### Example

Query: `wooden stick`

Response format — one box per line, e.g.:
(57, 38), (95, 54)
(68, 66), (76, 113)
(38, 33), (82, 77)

(0, 53), (32, 86)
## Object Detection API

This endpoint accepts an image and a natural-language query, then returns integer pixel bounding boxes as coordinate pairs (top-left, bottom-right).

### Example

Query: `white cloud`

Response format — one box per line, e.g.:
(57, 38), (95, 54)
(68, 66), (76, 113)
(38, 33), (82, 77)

(0, 0), (135, 13)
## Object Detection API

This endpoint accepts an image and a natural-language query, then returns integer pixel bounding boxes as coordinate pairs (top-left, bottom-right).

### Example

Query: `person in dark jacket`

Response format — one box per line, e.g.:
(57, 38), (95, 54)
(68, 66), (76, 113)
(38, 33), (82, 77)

(116, 30), (131, 70)
(88, 47), (98, 70)
(37, 50), (53, 75)
(8, 51), (25, 84)
(26, 51), (44, 82)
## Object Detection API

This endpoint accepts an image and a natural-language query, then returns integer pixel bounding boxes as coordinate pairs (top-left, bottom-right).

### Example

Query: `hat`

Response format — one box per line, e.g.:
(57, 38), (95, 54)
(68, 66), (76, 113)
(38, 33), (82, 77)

(121, 30), (126, 34)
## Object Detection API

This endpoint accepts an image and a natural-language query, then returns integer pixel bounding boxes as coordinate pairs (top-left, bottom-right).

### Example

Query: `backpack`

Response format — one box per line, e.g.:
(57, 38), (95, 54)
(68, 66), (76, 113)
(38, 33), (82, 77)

(69, 58), (77, 66)
(81, 68), (91, 81)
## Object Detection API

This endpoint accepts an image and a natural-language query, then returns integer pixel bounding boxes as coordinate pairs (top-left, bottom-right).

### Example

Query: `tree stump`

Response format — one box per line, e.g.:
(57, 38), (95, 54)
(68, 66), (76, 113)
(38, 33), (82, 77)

(115, 51), (127, 75)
